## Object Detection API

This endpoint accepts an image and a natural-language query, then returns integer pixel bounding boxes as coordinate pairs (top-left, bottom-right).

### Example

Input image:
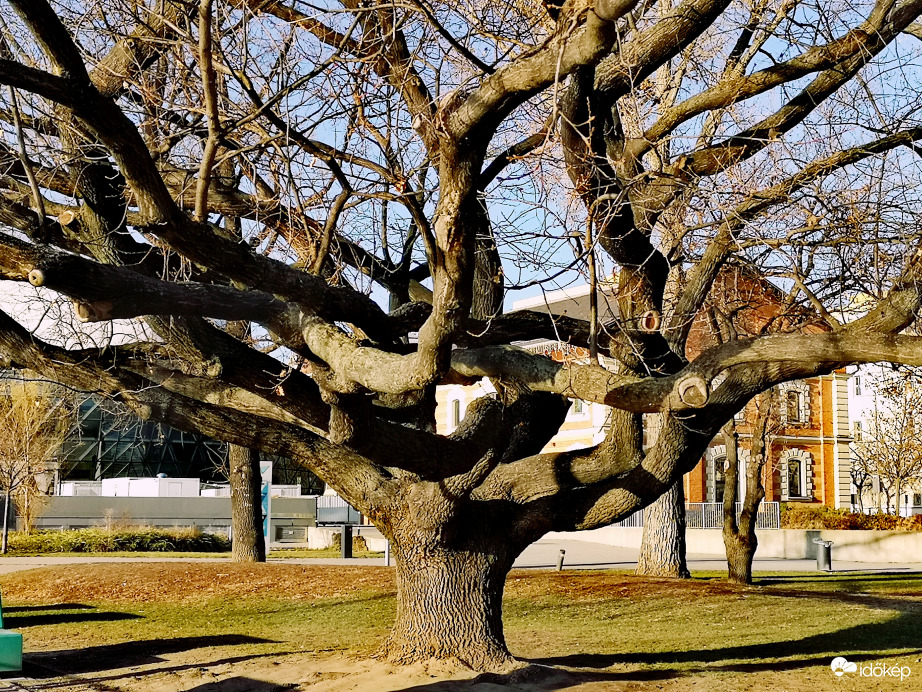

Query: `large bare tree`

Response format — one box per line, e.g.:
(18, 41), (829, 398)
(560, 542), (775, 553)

(3, 0), (922, 670)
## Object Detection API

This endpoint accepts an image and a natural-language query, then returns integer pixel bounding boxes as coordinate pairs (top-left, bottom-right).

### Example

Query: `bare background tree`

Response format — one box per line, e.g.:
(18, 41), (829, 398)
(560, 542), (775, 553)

(2, 0), (922, 670)
(0, 375), (75, 551)
(851, 367), (922, 515)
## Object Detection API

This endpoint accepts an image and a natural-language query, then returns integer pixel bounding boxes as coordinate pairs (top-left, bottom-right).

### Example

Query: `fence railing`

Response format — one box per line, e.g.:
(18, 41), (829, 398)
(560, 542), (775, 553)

(614, 502), (780, 530)
(316, 495), (362, 524)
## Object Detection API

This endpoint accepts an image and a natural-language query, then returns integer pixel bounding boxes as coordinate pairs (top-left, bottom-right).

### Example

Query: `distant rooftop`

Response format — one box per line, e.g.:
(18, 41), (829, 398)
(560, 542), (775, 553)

(511, 283), (619, 322)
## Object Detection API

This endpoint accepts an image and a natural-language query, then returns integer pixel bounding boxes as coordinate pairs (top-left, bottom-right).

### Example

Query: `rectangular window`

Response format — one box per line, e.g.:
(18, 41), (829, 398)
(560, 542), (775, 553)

(572, 399), (583, 414)
(786, 390), (801, 423)
(854, 376), (862, 396)
(854, 420), (862, 441)
(788, 458), (802, 497)
(451, 399), (461, 427)
(915, 493), (922, 507)
(714, 460), (726, 502)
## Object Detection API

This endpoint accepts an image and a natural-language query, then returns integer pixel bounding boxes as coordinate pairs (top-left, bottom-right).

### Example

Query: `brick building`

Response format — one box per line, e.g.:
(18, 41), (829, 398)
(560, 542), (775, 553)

(437, 270), (854, 509)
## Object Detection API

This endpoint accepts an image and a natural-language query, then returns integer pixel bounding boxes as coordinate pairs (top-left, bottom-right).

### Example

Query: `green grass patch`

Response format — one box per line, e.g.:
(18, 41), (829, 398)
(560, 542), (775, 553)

(3, 565), (921, 689)
(3, 595), (395, 659)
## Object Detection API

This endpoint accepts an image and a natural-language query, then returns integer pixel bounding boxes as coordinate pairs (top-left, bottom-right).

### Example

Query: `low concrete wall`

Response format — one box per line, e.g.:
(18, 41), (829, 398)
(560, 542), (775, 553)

(33, 495), (317, 543)
(307, 525), (387, 551)
(546, 525), (922, 563)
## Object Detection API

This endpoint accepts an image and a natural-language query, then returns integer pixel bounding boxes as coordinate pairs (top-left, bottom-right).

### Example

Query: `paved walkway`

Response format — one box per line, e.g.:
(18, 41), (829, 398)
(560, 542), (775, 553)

(1, 538), (921, 574)
(512, 537), (922, 573)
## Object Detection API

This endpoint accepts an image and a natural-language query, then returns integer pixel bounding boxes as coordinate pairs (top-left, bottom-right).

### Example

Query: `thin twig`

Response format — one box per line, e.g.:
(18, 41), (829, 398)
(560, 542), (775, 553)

(7, 86), (46, 237)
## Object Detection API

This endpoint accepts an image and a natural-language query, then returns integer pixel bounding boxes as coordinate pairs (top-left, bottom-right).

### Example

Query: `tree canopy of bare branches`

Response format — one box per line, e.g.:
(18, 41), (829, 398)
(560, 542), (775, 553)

(3, 0), (922, 669)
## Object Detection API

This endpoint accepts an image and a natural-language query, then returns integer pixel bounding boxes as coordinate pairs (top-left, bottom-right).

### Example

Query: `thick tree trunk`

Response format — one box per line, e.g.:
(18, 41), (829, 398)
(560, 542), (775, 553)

(635, 479), (690, 578)
(229, 444), (266, 562)
(380, 519), (519, 671)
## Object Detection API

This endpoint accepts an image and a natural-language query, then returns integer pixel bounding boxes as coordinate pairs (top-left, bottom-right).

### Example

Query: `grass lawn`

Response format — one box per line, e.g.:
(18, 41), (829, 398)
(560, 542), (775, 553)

(0, 565), (919, 690)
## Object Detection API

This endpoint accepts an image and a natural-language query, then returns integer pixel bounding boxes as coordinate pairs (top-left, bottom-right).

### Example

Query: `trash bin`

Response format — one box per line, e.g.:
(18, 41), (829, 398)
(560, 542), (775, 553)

(812, 537), (833, 571)
(340, 524), (353, 559)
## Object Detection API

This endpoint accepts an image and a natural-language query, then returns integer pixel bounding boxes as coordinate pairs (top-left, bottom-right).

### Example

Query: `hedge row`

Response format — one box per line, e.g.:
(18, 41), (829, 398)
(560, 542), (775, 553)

(781, 504), (922, 531)
(7, 527), (231, 553)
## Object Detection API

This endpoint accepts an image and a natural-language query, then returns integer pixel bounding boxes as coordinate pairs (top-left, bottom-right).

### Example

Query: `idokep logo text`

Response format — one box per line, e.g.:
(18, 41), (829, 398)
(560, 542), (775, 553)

(831, 657), (911, 681)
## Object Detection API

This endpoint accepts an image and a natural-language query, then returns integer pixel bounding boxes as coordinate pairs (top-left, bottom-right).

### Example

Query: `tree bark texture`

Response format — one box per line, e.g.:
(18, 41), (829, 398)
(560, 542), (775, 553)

(381, 523), (517, 670)
(722, 417), (767, 585)
(635, 479), (690, 578)
(229, 444), (266, 563)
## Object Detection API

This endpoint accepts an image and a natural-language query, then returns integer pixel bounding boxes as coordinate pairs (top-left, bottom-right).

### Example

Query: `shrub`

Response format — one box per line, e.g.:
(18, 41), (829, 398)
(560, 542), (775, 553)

(6, 526), (231, 553)
(781, 504), (922, 531)
(330, 533), (368, 552)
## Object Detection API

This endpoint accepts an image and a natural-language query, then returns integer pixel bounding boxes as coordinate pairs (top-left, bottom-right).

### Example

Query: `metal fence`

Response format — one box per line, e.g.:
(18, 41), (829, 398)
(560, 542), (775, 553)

(614, 502), (780, 530)
(316, 496), (362, 524)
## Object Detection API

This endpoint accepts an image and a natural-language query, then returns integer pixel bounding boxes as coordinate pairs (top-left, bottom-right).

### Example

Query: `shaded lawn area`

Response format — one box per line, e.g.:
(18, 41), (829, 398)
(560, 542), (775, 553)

(0, 565), (920, 689)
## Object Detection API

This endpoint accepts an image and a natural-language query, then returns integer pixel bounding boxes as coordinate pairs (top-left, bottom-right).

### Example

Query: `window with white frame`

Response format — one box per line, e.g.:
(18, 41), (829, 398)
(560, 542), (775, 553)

(451, 399), (462, 427)
(705, 445), (750, 502)
(853, 376), (862, 396)
(853, 420), (863, 441)
(780, 382), (810, 425)
(567, 397), (590, 420)
(780, 449), (813, 500)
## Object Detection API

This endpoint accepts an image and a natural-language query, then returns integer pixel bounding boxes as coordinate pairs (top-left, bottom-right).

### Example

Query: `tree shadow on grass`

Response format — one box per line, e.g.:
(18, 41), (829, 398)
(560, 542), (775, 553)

(756, 572), (922, 587)
(3, 604), (93, 613)
(525, 592), (922, 675)
(6, 611), (142, 628)
(23, 634), (276, 678)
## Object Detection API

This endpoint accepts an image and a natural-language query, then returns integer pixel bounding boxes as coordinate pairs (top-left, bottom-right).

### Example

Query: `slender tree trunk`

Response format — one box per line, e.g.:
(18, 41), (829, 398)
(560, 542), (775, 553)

(635, 479), (691, 578)
(894, 478), (903, 516)
(722, 414), (768, 585)
(722, 424), (749, 583)
(229, 444), (265, 562)
(1, 488), (9, 555)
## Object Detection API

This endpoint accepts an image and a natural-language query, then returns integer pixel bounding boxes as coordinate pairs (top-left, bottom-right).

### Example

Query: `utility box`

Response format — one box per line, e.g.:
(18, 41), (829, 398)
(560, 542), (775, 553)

(0, 595), (22, 673)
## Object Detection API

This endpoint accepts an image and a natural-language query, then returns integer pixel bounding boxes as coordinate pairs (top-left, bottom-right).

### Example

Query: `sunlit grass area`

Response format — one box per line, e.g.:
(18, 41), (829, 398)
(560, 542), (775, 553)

(1, 566), (919, 690)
